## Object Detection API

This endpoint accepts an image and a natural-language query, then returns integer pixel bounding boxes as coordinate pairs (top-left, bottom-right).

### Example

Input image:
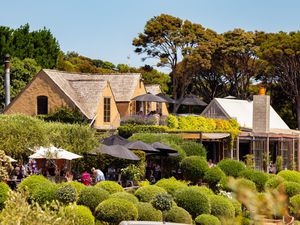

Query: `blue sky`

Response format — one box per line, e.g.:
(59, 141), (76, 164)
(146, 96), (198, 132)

(0, 0), (300, 70)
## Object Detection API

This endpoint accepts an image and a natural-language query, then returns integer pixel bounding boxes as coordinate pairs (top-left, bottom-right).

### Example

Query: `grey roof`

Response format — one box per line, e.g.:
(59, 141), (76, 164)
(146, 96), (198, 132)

(145, 84), (162, 95)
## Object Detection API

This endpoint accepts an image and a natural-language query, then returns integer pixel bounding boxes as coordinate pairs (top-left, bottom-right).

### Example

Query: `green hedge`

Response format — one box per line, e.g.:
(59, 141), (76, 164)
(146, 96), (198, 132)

(31, 183), (58, 205)
(204, 166), (226, 190)
(166, 206), (192, 224)
(195, 214), (221, 225)
(77, 187), (110, 212)
(278, 181), (300, 198)
(0, 182), (10, 210)
(278, 170), (300, 184)
(109, 192), (139, 204)
(238, 169), (269, 192)
(155, 177), (188, 196)
(134, 185), (167, 202)
(18, 175), (51, 196)
(64, 204), (95, 225)
(136, 202), (162, 221)
(55, 184), (76, 204)
(60, 181), (86, 197)
(218, 159), (246, 178)
(290, 194), (300, 219)
(95, 181), (123, 194)
(265, 175), (285, 190)
(208, 195), (235, 220)
(188, 186), (214, 196)
(181, 156), (209, 183)
(180, 141), (206, 157)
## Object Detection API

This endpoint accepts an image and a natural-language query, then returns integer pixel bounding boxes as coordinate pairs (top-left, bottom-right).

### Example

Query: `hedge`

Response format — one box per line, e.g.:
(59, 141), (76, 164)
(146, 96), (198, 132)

(278, 181), (300, 198)
(95, 181), (124, 194)
(109, 192), (139, 204)
(238, 169), (268, 192)
(180, 141), (206, 157)
(0, 182), (10, 210)
(290, 194), (300, 219)
(64, 204), (95, 225)
(136, 202), (162, 222)
(278, 170), (300, 184)
(134, 185), (167, 202)
(155, 177), (188, 196)
(55, 184), (77, 204)
(265, 175), (285, 190)
(18, 175), (52, 196)
(208, 195), (235, 220)
(217, 159), (246, 178)
(60, 181), (86, 197)
(195, 214), (221, 225)
(181, 156), (209, 183)
(77, 187), (110, 212)
(204, 166), (226, 190)
(166, 206), (192, 224)
(188, 186), (214, 196)
(31, 183), (58, 205)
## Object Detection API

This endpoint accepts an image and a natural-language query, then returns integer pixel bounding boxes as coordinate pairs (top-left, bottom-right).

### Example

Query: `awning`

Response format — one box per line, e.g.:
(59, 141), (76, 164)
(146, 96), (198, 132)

(179, 132), (230, 140)
(202, 133), (230, 140)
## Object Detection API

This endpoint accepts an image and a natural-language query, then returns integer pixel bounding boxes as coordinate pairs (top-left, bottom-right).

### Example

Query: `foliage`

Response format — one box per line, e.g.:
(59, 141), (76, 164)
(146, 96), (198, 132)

(121, 163), (144, 182)
(136, 202), (162, 221)
(31, 182), (58, 205)
(217, 159), (246, 178)
(238, 169), (269, 192)
(276, 156), (283, 173)
(155, 177), (188, 196)
(174, 187), (210, 218)
(188, 186), (215, 196)
(134, 185), (167, 202)
(180, 156), (209, 183)
(64, 204), (95, 225)
(235, 178), (257, 193)
(118, 124), (167, 138)
(60, 181), (86, 197)
(204, 166), (226, 190)
(165, 206), (192, 224)
(244, 154), (255, 169)
(278, 170), (300, 184)
(151, 193), (173, 211)
(0, 151), (12, 181)
(290, 194), (300, 219)
(265, 175), (285, 190)
(0, 183), (9, 210)
(95, 198), (138, 224)
(55, 184), (76, 204)
(109, 192), (139, 204)
(166, 115), (179, 129)
(195, 214), (221, 225)
(39, 107), (87, 124)
(95, 181), (124, 194)
(208, 195), (235, 220)
(180, 141), (206, 157)
(77, 187), (110, 212)
(18, 175), (51, 195)
(277, 181), (300, 198)
(230, 198), (242, 216)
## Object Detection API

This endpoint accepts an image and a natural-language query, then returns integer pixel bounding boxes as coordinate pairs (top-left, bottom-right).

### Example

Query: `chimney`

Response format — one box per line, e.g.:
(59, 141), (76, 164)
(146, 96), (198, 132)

(3, 54), (10, 106)
(252, 87), (270, 133)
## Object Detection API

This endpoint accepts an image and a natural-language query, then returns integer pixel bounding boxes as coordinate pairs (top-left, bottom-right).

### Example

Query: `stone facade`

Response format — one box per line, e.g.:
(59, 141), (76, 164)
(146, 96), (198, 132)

(253, 95), (270, 133)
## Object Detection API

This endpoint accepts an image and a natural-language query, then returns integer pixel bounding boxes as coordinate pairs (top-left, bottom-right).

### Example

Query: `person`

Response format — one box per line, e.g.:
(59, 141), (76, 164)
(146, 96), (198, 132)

(81, 171), (91, 186)
(107, 167), (116, 181)
(65, 171), (73, 182)
(208, 159), (214, 168)
(91, 167), (105, 183)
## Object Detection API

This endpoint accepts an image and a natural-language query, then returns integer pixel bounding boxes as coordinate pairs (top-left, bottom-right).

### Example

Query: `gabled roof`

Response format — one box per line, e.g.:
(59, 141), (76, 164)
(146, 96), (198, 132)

(43, 69), (141, 102)
(145, 84), (162, 95)
(201, 98), (289, 130)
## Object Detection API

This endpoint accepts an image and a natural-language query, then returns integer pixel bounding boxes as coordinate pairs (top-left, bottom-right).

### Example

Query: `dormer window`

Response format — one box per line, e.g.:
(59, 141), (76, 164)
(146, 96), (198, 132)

(37, 96), (48, 115)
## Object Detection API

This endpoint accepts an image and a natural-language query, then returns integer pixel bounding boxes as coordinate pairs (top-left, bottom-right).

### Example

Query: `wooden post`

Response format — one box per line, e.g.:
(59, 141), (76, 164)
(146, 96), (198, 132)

(297, 138), (300, 171)
(230, 138), (234, 160)
(266, 135), (269, 172)
(199, 132), (203, 144)
(236, 136), (240, 161)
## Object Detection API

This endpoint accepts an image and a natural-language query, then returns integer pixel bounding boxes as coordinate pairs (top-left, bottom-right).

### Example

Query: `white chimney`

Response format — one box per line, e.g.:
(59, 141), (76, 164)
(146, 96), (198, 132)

(4, 54), (10, 106)
(252, 88), (270, 133)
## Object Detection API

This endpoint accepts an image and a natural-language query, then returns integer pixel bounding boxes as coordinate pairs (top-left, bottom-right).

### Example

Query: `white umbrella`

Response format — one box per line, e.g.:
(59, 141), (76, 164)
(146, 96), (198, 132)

(29, 146), (82, 160)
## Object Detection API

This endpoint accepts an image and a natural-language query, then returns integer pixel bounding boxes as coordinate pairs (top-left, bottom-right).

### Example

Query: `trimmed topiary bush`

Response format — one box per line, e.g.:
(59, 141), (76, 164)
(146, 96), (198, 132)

(0, 182), (10, 209)
(18, 175), (51, 195)
(61, 181), (85, 197)
(31, 182), (58, 205)
(195, 214), (221, 225)
(109, 192), (138, 204)
(278, 181), (300, 198)
(265, 175), (285, 190)
(180, 156), (209, 183)
(155, 177), (188, 196)
(188, 186), (214, 196)
(77, 187), (110, 212)
(217, 159), (246, 178)
(95, 199), (138, 224)
(151, 193), (173, 211)
(290, 194), (300, 219)
(204, 166), (226, 190)
(65, 204), (95, 225)
(180, 141), (206, 158)
(166, 206), (192, 224)
(238, 169), (268, 192)
(135, 185), (167, 202)
(56, 184), (76, 204)
(174, 187), (210, 218)
(235, 178), (257, 192)
(230, 199), (242, 216)
(208, 195), (235, 220)
(136, 202), (162, 221)
(95, 181), (123, 194)
(278, 170), (300, 184)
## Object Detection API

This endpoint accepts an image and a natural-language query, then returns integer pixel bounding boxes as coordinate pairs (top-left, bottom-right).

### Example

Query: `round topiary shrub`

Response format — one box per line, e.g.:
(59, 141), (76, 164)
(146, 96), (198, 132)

(18, 175), (51, 195)
(188, 186), (214, 196)
(278, 181), (300, 198)
(180, 141), (206, 158)
(180, 156), (209, 183)
(151, 193), (173, 212)
(238, 169), (268, 192)
(265, 175), (285, 190)
(278, 170), (300, 184)
(235, 178), (257, 192)
(56, 184), (76, 204)
(61, 181), (85, 197)
(290, 194), (300, 219)
(195, 214), (221, 225)
(208, 195), (235, 220)
(217, 159), (246, 178)
(174, 187), (210, 218)
(0, 182), (10, 209)
(31, 182), (58, 205)
(65, 204), (95, 225)
(155, 177), (188, 196)
(204, 166), (226, 190)
(230, 199), (242, 216)
(166, 206), (192, 224)
(77, 187), (110, 212)
(109, 192), (138, 204)
(95, 181), (123, 194)
(95, 198), (138, 224)
(136, 202), (162, 221)
(135, 185), (167, 202)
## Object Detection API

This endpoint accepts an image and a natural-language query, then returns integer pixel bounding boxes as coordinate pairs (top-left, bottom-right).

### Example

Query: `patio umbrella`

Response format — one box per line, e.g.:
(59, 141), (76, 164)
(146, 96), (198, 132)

(89, 144), (140, 161)
(151, 142), (178, 154)
(132, 93), (168, 103)
(29, 146), (82, 160)
(157, 93), (175, 104)
(178, 94), (207, 106)
(0, 155), (17, 162)
(101, 134), (130, 146)
(125, 141), (159, 153)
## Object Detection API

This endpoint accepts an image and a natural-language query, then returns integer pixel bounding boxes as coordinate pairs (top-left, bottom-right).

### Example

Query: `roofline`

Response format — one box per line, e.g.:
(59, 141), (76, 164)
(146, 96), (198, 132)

(42, 69), (141, 77)
(200, 98), (231, 119)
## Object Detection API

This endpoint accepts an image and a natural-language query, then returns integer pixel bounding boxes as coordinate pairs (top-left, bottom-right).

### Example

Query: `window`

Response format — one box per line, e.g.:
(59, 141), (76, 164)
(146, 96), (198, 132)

(37, 96), (48, 115)
(104, 97), (111, 122)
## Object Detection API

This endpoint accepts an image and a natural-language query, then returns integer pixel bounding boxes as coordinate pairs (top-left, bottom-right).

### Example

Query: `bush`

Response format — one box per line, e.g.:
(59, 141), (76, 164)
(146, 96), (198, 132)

(181, 156), (209, 183)
(290, 194), (300, 219)
(195, 214), (221, 225)
(166, 206), (192, 224)
(109, 192), (138, 204)
(174, 187), (210, 218)
(155, 177), (188, 196)
(230, 199), (242, 216)
(18, 175), (51, 195)
(278, 170), (300, 184)
(77, 187), (110, 212)
(188, 186), (214, 196)
(64, 204), (95, 225)
(55, 184), (76, 204)
(95, 199), (138, 224)
(136, 202), (162, 221)
(166, 115), (179, 129)
(217, 159), (246, 178)
(265, 175), (285, 190)
(235, 178), (257, 192)
(278, 181), (300, 198)
(208, 195), (235, 220)
(95, 181), (123, 194)
(151, 193), (173, 211)
(61, 181), (85, 197)
(238, 169), (268, 192)
(0, 182), (10, 209)
(31, 183), (58, 205)
(204, 166), (226, 190)
(180, 141), (206, 157)
(135, 185), (166, 202)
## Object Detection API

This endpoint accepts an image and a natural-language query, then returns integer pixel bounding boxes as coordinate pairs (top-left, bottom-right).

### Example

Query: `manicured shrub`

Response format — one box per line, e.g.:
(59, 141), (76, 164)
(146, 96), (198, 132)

(188, 186), (214, 196)
(180, 156), (209, 183)
(65, 204), (95, 225)
(290, 194), (300, 219)
(217, 159), (246, 178)
(109, 192), (138, 204)
(218, 176), (231, 191)
(204, 166), (226, 190)
(95, 199), (138, 224)
(208, 195), (235, 220)
(180, 141), (206, 157)
(265, 175), (285, 190)
(278, 170), (300, 184)
(278, 181), (300, 198)
(31, 183), (58, 205)
(136, 202), (162, 221)
(77, 187), (110, 212)
(174, 187), (210, 218)
(95, 181), (123, 194)
(18, 175), (51, 195)
(166, 206), (192, 224)
(135, 185), (167, 202)
(151, 193), (173, 211)
(167, 114), (179, 129)
(195, 214), (221, 225)
(238, 169), (268, 192)
(155, 177), (188, 196)
(235, 178), (257, 192)
(0, 182), (10, 209)
(230, 199), (242, 216)
(61, 181), (85, 197)
(56, 184), (76, 204)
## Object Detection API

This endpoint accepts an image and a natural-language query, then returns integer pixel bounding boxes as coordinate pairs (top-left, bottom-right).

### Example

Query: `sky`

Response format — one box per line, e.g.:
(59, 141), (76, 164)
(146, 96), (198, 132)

(0, 0), (300, 71)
